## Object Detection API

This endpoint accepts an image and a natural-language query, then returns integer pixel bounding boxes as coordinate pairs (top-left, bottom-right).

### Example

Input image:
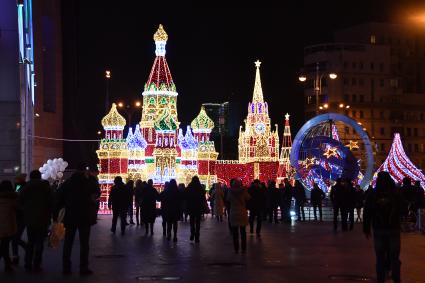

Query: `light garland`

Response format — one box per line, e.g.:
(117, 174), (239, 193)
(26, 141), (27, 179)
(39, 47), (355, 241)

(374, 133), (425, 188)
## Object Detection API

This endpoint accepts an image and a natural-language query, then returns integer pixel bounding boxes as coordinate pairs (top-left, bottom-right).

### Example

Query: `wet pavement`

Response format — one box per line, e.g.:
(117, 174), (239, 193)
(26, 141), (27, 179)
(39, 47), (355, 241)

(1, 215), (424, 283)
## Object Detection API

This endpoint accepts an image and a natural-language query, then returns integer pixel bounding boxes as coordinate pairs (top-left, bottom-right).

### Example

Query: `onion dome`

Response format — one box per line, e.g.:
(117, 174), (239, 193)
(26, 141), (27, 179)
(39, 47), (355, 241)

(127, 125), (147, 150)
(191, 106), (214, 133)
(153, 24), (168, 42)
(154, 109), (177, 131)
(102, 103), (126, 130)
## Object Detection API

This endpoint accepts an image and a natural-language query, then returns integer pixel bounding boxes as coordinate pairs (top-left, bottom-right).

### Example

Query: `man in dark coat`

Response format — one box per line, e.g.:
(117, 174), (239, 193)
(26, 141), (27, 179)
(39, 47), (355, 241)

(186, 176), (207, 243)
(280, 179), (293, 223)
(310, 183), (325, 221)
(126, 180), (135, 225)
(108, 177), (130, 235)
(344, 179), (357, 230)
(140, 179), (159, 235)
(248, 179), (266, 236)
(293, 180), (306, 221)
(20, 170), (52, 271)
(159, 179), (181, 242)
(364, 171), (402, 283)
(330, 178), (347, 231)
(55, 164), (99, 276)
(266, 181), (279, 224)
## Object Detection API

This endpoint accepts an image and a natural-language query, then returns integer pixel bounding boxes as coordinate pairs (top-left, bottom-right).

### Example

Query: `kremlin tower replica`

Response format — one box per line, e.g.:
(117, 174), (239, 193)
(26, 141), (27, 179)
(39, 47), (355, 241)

(96, 25), (294, 204)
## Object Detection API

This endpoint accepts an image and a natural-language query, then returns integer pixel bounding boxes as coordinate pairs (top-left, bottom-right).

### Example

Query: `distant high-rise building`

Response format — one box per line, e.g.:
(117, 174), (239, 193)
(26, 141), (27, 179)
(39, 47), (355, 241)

(301, 22), (425, 169)
(0, 0), (63, 179)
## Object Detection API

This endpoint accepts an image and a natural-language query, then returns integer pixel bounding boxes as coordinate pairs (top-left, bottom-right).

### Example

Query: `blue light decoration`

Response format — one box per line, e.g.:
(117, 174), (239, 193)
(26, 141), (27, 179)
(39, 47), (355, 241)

(290, 113), (374, 191)
(127, 125), (147, 150)
(184, 126), (198, 149)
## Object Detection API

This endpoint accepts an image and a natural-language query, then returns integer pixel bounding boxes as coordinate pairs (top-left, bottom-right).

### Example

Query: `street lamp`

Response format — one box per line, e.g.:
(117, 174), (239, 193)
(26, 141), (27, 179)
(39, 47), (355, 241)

(299, 62), (337, 115)
(116, 101), (142, 126)
(105, 70), (111, 113)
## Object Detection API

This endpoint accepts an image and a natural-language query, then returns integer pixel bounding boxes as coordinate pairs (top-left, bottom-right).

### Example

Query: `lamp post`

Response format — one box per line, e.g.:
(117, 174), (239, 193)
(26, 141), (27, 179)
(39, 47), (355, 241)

(117, 101), (142, 127)
(299, 62), (337, 115)
(105, 70), (111, 113)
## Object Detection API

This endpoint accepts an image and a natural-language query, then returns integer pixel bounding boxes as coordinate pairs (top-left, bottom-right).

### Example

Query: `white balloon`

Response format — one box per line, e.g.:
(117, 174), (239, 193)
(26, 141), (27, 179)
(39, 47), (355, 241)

(63, 161), (68, 168)
(41, 173), (48, 180)
(57, 172), (63, 179)
(47, 159), (52, 164)
(53, 158), (58, 162)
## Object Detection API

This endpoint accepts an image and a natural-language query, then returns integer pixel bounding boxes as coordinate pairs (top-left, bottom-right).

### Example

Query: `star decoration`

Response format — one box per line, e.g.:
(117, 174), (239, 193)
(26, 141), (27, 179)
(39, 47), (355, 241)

(345, 140), (359, 150)
(305, 157), (316, 168)
(255, 60), (261, 68)
(323, 147), (339, 159)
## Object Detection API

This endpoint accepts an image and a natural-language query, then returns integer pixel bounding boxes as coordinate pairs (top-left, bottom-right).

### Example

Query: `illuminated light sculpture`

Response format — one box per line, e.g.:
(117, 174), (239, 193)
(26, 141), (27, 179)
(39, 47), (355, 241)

(277, 113), (294, 183)
(346, 140), (359, 150)
(238, 60), (279, 163)
(127, 125), (147, 181)
(374, 133), (425, 189)
(96, 103), (129, 202)
(216, 61), (280, 185)
(290, 113), (374, 191)
(191, 106), (218, 186)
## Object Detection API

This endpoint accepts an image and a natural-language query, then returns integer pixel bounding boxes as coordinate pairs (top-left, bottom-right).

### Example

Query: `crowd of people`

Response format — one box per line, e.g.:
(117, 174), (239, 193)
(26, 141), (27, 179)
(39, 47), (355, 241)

(0, 166), (424, 283)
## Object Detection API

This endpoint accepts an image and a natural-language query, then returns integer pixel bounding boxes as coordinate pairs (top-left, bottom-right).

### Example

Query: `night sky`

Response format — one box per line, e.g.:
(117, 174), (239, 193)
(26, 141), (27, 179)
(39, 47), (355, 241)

(61, 0), (421, 167)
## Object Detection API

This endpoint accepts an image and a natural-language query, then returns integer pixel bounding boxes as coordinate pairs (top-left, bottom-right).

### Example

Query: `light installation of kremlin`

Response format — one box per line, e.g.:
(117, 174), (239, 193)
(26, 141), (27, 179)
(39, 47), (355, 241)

(96, 25), (425, 205)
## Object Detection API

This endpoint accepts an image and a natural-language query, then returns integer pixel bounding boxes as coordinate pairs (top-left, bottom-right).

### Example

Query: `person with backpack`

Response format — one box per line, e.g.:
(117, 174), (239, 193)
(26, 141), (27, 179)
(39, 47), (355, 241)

(364, 171), (402, 283)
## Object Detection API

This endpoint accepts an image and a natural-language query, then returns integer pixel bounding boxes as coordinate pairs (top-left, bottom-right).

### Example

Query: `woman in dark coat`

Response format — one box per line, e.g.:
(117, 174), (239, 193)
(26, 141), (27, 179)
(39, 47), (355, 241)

(186, 176), (207, 243)
(159, 179), (181, 242)
(140, 179), (159, 235)
(134, 180), (144, 226)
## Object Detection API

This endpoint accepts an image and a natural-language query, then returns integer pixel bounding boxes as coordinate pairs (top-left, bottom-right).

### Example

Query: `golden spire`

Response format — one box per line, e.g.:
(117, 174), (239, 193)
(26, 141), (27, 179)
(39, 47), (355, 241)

(154, 24), (168, 42)
(252, 60), (264, 103)
(101, 103), (126, 130)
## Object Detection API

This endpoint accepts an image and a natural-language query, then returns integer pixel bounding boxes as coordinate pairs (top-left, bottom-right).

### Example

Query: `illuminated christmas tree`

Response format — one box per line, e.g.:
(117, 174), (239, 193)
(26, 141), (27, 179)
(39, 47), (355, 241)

(375, 133), (425, 188)
(277, 113), (293, 183)
(238, 60), (279, 165)
(96, 103), (129, 202)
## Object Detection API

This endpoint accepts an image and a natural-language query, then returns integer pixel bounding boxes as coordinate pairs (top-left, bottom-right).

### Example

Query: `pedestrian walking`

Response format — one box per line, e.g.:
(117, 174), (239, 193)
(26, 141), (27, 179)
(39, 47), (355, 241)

(280, 179), (293, 223)
(11, 174), (27, 265)
(345, 179), (356, 230)
(134, 180), (144, 226)
(330, 178), (347, 231)
(227, 178), (250, 253)
(266, 181), (279, 223)
(55, 164), (99, 275)
(20, 170), (52, 272)
(159, 179), (181, 242)
(126, 180), (135, 225)
(140, 179), (159, 235)
(186, 176), (207, 243)
(212, 183), (225, 222)
(0, 180), (18, 273)
(293, 180), (306, 221)
(248, 180), (266, 237)
(108, 176), (130, 235)
(310, 183), (325, 221)
(364, 171), (402, 283)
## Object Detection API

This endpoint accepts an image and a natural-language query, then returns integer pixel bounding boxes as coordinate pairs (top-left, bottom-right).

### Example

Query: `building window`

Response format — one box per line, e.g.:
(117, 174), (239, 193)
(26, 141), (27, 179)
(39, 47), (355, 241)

(352, 62), (357, 69)
(379, 63), (384, 72)
(360, 111), (364, 118)
(408, 144), (412, 152)
(352, 94), (357, 102)
(359, 95), (364, 102)
(352, 110), (357, 118)
(344, 94), (349, 102)
(370, 62), (374, 70)
(352, 78), (357, 85)
(380, 143), (385, 151)
(414, 128), (418, 137)
(344, 78), (349, 85)
(359, 78), (364, 86)
(344, 127), (349, 134)
(415, 144), (419, 152)
(380, 111), (385, 119)
(380, 79), (385, 87)
(359, 62), (364, 69)
(407, 128), (411, 136)
(421, 113), (424, 121)
(344, 61), (348, 69)
(390, 79), (399, 88)
(380, 127), (385, 135)
(370, 35), (376, 44)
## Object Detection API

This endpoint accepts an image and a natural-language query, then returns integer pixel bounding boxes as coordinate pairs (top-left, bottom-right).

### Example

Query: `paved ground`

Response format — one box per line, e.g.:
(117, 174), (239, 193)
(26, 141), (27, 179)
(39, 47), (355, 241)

(1, 215), (424, 283)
